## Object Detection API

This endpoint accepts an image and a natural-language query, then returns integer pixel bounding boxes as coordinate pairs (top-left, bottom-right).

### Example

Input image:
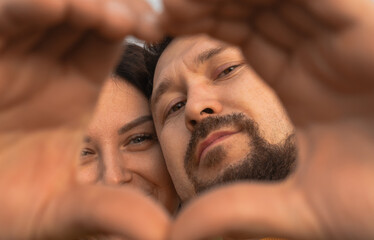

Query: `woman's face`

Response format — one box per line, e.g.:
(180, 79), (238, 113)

(77, 78), (179, 213)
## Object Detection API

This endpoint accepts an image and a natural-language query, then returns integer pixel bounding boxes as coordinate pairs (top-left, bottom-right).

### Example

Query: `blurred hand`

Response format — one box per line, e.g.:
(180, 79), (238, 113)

(162, 0), (374, 239)
(0, 0), (169, 239)
(162, 0), (374, 125)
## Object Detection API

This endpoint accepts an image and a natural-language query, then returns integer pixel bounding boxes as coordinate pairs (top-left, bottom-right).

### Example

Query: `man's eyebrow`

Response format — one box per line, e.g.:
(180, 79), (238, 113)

(83, 136), (91, 143)
(151, 80), (171, 110)
(150, 45), (228, 109)
(195, 45), (228, 66)
(118, 115), (153, 135)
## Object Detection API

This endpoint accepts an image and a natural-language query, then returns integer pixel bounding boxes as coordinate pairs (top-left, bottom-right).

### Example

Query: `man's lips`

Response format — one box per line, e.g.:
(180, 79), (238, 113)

(197, 131), (239, 164)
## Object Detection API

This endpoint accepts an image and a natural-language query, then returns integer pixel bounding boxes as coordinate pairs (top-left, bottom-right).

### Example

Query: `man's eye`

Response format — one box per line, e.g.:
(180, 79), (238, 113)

(81, 148), (95, 157)
(217, 64), (240, 78)
(167, 101), (186, 117)
(129, 134), (154, 145)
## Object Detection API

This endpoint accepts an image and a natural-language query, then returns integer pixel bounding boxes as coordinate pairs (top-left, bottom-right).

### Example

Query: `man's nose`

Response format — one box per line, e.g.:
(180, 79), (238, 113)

(184, 86), (223, 132)
(101, 153), (132, 185)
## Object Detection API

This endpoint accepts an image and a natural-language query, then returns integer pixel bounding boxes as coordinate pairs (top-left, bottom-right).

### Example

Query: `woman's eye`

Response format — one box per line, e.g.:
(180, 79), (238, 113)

(129, 134), (154, 145)
(167, 101), (186, 117)
(217, 64), (240, 78)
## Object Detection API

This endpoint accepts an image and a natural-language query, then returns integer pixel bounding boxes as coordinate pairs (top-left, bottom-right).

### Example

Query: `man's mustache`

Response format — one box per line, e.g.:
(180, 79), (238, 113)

(184, 113), (250, 166)
(190, 113), (247, 142)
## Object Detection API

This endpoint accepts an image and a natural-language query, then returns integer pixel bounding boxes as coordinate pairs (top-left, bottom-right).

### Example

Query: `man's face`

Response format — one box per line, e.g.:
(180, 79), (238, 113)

(151, 35), (295, 201)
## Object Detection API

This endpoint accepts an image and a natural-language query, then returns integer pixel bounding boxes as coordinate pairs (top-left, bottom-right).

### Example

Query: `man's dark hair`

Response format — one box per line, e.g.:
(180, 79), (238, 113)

(143, 37), (174, 99)
(113, 43), (153, 98)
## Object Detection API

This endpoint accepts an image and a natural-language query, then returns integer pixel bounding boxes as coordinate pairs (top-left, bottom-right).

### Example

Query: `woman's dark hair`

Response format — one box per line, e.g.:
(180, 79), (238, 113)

(143, 37), (174, 99)
(113, 43), (153, 98)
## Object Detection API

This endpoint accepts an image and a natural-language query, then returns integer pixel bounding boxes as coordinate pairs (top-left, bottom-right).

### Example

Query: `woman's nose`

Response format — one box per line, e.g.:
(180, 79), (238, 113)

(101, 153), (132, 185)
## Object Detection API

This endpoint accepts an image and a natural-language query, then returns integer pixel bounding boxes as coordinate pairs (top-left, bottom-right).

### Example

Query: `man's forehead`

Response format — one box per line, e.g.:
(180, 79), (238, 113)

(151, 35), (227, 107)
(154, 35), (226, 83)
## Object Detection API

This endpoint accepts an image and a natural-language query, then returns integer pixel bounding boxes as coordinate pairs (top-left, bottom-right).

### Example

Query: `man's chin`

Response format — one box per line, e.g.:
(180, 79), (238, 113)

(191, 159), (248, 194)
(198, 145), (227, 169)
(194, 144), (249, 176)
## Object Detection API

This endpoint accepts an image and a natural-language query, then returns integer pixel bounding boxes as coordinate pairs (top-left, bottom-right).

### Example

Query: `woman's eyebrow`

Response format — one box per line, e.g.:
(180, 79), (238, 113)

(117, 115), (153, 135)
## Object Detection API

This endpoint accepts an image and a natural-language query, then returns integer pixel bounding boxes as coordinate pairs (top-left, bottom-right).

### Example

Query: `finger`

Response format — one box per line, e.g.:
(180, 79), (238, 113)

(63, 0), (141, 41)
(0, 0), (161, 53)
(0, 31), (44, 57)
(29, 24), (83, 59)
(162, 13), (288, 85)
(215, 1), (254, 20)
(253, 9), (303, 52)
(163, 0), (216, 22)
(118, 0), (164, 42)
(293, 0), (367, 29)
(87, 0), (163, 42)
(277, 2), (324, 38)
(67, 0), (129, 41)
(241, 31), (289, 85)
(65, 32), (123, 84)
(163, 14), (252, 47)
(171, 182), (320, 240)
(162, 15), (216, 36)
(209, 19), (252, 46)
(190, 0), (279, 7)
(0, 0), (67, 37)
(39, 185), (171, 240)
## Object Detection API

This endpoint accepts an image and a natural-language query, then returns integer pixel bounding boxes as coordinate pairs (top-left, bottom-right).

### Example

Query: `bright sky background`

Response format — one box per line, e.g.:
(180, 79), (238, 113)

(147, 0), (163, 12)
(126, 0), (162, 44)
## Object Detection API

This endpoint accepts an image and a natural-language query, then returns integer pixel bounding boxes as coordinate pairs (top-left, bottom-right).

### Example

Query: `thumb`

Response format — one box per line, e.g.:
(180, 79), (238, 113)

(171, 182), (319, 240)
(39, 185), (171, 240)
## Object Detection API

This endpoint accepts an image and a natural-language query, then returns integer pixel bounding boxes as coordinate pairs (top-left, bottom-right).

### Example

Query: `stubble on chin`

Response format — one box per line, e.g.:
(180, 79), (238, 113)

(200, 145), (227, 168)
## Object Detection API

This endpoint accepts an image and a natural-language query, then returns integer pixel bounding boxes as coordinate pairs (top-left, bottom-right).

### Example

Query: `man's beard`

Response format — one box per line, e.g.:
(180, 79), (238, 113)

(184, 113), (296, 194)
